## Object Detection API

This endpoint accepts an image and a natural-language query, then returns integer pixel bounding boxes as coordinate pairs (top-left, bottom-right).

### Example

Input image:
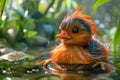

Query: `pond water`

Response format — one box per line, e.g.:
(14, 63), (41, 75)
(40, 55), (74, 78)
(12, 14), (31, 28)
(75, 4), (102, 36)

(0, 57), (115, 80)
(0, 47), (117, 80)
(0, 60), (113, 80)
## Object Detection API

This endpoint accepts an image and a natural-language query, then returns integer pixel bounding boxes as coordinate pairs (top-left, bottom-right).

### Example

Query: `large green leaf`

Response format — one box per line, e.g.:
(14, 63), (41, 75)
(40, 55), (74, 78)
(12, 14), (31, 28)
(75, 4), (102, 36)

(92, 0), (110, 15)
(0, 0), (6, 17)
(113, 19), (120, 58)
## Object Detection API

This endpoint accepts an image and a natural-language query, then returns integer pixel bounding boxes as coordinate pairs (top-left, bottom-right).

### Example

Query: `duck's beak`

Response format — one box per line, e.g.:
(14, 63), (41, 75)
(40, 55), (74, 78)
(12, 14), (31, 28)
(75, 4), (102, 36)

(56, 31), (72, 40)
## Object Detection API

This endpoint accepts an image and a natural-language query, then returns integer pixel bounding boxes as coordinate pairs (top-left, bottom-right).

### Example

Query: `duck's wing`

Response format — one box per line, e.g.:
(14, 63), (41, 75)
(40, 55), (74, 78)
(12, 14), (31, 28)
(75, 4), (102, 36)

(84, 39), (106, 57)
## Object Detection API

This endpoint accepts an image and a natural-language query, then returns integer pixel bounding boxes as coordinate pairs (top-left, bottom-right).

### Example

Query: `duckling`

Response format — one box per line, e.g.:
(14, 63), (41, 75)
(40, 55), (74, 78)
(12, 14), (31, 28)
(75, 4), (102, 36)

(35, 5), (112, 73)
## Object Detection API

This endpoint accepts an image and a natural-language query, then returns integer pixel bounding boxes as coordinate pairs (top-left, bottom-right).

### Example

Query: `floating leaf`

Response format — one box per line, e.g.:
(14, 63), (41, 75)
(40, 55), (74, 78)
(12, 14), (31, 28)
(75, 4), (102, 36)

(92, 0), (110, 15)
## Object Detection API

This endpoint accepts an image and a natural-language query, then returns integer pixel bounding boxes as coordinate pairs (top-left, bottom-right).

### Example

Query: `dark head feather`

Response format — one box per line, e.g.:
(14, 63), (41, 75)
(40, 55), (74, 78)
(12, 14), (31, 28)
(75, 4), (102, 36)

(60, 5), (100, 34)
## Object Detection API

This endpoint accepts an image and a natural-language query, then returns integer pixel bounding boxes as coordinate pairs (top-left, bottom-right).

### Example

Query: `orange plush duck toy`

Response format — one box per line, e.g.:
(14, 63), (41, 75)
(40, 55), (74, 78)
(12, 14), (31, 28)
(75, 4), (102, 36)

(36, 5), (112, 74)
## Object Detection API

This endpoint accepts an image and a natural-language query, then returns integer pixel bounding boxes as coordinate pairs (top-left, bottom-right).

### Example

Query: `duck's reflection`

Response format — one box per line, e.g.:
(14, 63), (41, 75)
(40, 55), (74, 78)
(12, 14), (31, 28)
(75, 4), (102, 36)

(43, 61), (110, 80)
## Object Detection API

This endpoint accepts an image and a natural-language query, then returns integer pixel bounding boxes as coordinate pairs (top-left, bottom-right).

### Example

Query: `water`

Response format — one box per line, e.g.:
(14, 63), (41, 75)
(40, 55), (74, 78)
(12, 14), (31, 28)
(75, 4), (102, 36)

(0, 52), (115, 80)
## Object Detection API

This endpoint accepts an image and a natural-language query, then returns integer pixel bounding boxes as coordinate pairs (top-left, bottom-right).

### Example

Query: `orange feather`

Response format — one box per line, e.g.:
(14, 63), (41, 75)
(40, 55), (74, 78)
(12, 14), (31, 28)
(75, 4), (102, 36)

(51, 44), (94, 64)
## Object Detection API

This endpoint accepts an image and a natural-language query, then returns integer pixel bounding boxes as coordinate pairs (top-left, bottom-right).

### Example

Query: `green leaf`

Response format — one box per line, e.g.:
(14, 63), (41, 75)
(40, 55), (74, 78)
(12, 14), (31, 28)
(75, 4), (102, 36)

(72, 1), (78, 9)
(0, 19), (2, 24)
(62, 1), (66, 9)
(114, 62), (120, 68)
(92, 0), (110, 15)
(113, 19), (120, 58)
(114, 61), (120, 75)
(65, 0), (71, 9)
(24, 31), (37, 39)
(38, 1), (47, 14)
(0, 0), (6, 17)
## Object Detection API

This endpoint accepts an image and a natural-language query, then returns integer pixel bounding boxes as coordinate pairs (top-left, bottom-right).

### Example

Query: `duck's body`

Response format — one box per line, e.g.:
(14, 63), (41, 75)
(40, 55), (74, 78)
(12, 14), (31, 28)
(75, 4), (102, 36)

(51, 38), (107, 65)
(51, 43), (93, 64)
(50, 37), (112, 73)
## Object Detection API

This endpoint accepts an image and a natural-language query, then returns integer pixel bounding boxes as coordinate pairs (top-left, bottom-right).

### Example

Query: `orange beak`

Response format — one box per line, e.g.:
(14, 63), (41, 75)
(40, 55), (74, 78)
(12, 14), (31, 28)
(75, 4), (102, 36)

(56, 31), (72, 40)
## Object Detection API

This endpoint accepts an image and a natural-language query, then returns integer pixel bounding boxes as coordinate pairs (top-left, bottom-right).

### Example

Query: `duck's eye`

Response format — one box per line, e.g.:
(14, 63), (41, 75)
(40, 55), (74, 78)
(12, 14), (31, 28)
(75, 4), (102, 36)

(72, 27), (79, 33)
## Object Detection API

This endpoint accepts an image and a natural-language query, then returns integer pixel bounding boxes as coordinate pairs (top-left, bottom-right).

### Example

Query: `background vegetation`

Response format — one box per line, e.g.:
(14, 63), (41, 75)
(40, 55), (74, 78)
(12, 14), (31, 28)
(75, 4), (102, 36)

(0, 0), (120, 80)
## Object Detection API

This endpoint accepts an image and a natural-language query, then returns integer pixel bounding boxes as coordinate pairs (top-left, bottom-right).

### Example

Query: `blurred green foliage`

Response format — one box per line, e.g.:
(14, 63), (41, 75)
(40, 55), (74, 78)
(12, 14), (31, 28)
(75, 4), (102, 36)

(0, 0), (79, 48)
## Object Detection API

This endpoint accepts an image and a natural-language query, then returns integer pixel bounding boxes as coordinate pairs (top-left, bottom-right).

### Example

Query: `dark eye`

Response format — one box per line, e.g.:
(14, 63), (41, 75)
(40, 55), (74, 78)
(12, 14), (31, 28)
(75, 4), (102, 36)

(72, 27), (79, 33)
